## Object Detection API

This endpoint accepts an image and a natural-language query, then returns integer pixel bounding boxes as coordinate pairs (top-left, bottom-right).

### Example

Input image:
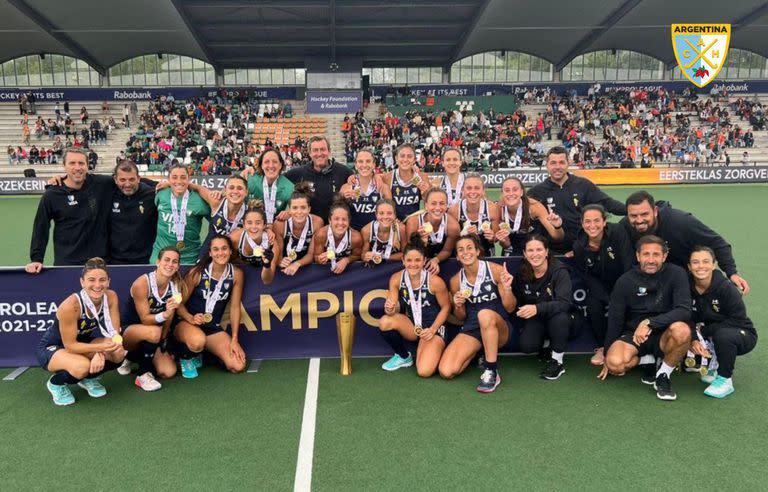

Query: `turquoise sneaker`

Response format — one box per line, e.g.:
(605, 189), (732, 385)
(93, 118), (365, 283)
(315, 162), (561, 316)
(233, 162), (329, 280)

(46, 378), (75, 406)
(700, 368), (718, 384)
(381, 353), (413, 371)
(192, 354), (203, 368)
(180, 358), (199, 379)
(704, 376), (735, 399)
(77, 378), (107, 398)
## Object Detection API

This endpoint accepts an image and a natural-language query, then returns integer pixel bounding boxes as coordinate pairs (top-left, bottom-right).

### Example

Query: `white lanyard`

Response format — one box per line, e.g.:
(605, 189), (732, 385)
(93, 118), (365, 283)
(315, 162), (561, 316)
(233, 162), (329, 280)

(262, 177), (278, 223)
(372, 221), (394, 259)
(355, 176), (376, 197)
(147, 271), (178, 304)
(327, 230), (350, 269)
(502, 203), (524, 232)
(204, 263), (232, 314)
(444, 173), (464, 206)
(221, 199), (245, 234)
(394, 168), (416, 187)
(80, 290), (116, 337)
(287, 218), (310, 255)
(404, 270), (426, 328)
(169, 190), (190, 241)
(244, 231), (269, 256)
(460, 261), (487, 298)
(422, 212), (446, 244)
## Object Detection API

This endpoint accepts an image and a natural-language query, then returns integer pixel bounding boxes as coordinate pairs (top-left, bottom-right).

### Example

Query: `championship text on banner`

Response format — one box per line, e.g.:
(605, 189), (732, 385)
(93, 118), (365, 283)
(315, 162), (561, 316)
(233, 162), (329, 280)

(0, 259), (595, 367)
(305, 91), (362, 113)
(5, 167), (768, 196)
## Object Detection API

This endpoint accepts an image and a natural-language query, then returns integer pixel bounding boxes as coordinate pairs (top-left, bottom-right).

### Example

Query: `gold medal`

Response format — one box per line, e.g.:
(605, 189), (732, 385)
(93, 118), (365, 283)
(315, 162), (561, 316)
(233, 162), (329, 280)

(112, 334), (123, 345)
(176, 241), (185, 250)
(288, 250), (298, 261)
(172, 293), (183, 304)
(372, 253), (382, 264)
(422, 222), (433, 234)
(699, 365), (709, 376)
(684, 357), (696, 368)
(203, 312), (213, 323)
(480, 221), (491, 231)
(411, 174), (421, 186)
(499, 222), (510, 231)
(254, 246), (264, 257)
(461, 288), (472, 298)
(326, 248), (336, 260)
(414, 325), (423, 336)
(353, 188), (361, 199)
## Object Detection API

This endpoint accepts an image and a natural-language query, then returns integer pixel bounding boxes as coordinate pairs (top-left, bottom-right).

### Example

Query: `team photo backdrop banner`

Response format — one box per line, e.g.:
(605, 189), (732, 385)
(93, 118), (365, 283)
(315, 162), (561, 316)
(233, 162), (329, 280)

(0, 259), (595, 367)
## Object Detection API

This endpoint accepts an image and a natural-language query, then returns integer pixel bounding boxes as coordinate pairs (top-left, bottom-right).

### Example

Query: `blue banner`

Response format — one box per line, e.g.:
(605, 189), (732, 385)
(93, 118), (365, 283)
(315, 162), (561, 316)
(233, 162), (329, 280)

(0, 259), (596, 367)
(306, 90), (362, 113)
(0, 86), (299, 102)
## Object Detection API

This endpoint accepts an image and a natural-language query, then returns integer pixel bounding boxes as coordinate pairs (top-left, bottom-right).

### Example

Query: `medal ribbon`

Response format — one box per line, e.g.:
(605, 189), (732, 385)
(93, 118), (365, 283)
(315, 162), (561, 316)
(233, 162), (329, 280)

(80, 290), (117, 337)
(221, 199), (246, 234)
(373, 221), (394, 259)
(327, 230), (350, 269)
(444, 173), (464, 207)
(169, 190), (190, 242)
(459, 260), (487, 299)
(263, 177), (278, 223)
(404, 270), (426, 328)
(204, 263), (232, 314)
(287, 218), (310, 257)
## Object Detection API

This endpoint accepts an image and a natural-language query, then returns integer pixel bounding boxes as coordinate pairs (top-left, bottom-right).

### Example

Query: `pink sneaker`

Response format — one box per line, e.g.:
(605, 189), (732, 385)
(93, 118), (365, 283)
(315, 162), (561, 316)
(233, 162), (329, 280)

(590, 347), (605, 366)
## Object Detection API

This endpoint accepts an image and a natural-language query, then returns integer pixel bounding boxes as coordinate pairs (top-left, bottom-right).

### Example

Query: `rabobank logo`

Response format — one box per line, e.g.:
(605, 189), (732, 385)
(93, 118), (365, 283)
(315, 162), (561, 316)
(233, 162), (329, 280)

(114, 90), (153, 100)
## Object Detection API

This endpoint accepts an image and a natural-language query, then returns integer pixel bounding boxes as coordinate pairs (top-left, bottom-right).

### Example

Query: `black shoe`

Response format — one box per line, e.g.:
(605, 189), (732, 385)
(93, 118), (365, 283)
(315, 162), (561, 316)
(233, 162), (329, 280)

(540, 359), (565, 380)
(653, 373), (677, 401)
(537, 346), (552, 362)
(640, 363), (656, 385)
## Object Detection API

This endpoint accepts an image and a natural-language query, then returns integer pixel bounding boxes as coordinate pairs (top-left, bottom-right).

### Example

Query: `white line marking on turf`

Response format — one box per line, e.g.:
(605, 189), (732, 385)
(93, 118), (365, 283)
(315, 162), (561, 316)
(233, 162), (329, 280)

(246, 359), (262, 373)
(3, 366), (28, 381)
(294, 358), (320, 492)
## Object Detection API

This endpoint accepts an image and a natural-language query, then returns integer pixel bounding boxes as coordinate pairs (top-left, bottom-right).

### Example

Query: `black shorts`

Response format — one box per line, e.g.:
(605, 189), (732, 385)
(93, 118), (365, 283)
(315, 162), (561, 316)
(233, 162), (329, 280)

(200, 323), (226, 337)
(36, 343), (62, 370)
(618, 330), (662, 357)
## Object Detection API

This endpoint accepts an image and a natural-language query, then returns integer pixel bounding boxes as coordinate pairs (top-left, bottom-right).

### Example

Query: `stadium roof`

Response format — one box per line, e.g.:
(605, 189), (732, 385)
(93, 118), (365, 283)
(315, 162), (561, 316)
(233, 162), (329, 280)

(2, 0), (767, 73)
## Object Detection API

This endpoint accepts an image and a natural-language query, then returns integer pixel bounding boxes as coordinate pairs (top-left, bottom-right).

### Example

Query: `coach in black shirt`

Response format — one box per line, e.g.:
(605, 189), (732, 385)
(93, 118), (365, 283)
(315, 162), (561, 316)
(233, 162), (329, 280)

(109, 160), (158, 264)
(283, 136), (353, 223)
(27, 148), (113, 270)
(529, 146), (625, 254)
(602, 235), (692, 401)
(620, 190), (749, 295)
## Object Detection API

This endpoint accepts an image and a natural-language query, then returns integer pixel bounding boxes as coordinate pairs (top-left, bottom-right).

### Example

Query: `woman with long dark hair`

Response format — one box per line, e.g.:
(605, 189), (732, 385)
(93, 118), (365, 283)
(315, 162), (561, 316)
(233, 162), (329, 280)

(379, 233), (453, 376)
(512, 235), (574, 380)
(340, 149), (391, 231)
(448, 173), (500, 257)
(405, 187), (461, 275)
(496, 176), (563, 256)
(247, 148), (295, 225)
(173, 235), (246, 378)
(231, 200), (282, 284)
(360, 199), (406, 265)
(312, 200), (363, 274)
(274, 182), (324, 276)
(383, 143), (431, 220)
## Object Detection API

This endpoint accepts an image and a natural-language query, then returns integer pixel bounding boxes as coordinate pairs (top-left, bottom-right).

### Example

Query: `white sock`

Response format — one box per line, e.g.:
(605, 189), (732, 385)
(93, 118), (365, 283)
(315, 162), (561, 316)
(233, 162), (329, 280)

(656, 362), (674, 378)
(551, 351), (564, 364)
(639, 354), (655, 365)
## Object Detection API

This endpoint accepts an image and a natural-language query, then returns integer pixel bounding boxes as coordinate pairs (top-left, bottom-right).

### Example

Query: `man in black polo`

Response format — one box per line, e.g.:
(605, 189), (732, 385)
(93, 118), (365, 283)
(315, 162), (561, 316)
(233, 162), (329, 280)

(529, 146), (626, 254)
(109, 160), (158, 264)
(621, 190), (749, 294)
(27, 148), (113, 271)
(601, 235), (692, 401)
(283, 136), (353, 223)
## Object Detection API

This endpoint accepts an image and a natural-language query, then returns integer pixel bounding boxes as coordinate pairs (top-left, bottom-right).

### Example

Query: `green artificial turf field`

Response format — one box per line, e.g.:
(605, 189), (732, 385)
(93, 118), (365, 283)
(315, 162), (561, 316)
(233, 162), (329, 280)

(1, 184), (766, 490)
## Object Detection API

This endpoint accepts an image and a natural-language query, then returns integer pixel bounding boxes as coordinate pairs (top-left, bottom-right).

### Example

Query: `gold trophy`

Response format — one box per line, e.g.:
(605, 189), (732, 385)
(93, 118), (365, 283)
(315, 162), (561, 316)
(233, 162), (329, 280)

(336, 311), (356, 376)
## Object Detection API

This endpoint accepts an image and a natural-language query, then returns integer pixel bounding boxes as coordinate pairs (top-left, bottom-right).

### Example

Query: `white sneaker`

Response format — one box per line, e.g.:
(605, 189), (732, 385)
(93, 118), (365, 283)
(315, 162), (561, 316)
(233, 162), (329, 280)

(135, 372), (162, 392)
(117, 359), (132, 376)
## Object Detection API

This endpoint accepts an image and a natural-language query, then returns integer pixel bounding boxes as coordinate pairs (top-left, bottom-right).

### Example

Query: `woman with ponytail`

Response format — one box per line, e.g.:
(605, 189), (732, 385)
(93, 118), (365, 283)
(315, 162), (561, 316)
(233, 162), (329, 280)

(378, 233), (453, 376)
(118, 247), (185, 391)
(360, 199), (406, 265)
(405, 187), (461, 275)
(274, 182), (324, 276)
(313, 199), (363, 275)
(173, 235), (246, 378)
(37, 257), (126, 406)
(231, 199), (282, 284)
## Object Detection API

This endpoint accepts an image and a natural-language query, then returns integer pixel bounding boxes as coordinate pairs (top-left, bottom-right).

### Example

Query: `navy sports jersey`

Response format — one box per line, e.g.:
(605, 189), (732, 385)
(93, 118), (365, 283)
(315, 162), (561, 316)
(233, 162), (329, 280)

(283, 217), (315, 261)
(327, 229), (353, 261)
(459, 199), (494, 257)
(239, 231), (271, 268)
(40, 291), (108, 347)
(499, 204), (542, 257)
(439, 173), (464, 207)
(460, 261), (509, 333)
(121, 273), (174, 326)
(368, 221), (400, 262)
(398, 272), (440, 327)
(391, 169), (422, 220)
(418, 212), (448, 259)
(349, 182), (380, 231)
(209, 199), (245, 237)
(186, 264), (235, 327)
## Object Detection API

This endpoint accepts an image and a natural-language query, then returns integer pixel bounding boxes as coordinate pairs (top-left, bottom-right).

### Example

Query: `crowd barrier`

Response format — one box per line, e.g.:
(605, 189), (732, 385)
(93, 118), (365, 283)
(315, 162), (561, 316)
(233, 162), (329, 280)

(3, 166), (768, 196)
(0, 259), (597, 368)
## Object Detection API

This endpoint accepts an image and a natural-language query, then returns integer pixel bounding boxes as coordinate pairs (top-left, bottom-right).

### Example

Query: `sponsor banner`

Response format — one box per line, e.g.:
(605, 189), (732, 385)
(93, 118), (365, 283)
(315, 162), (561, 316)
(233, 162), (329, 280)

(306, 90), (362, 113)
(0, 259), (596, 367)
(372, 80), (766, 98)
(5, 167), (768, 196)
(0, 86), (298, 102)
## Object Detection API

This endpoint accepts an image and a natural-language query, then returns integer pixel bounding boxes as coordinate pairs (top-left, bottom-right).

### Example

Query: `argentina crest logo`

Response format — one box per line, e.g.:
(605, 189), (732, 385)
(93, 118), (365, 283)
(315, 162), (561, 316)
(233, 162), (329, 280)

(672, 24), (730, 88)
